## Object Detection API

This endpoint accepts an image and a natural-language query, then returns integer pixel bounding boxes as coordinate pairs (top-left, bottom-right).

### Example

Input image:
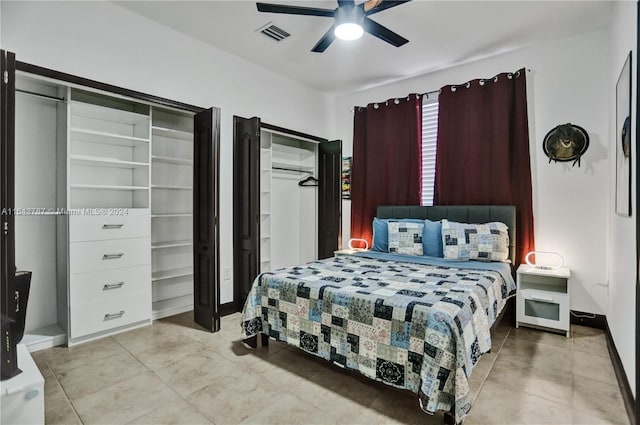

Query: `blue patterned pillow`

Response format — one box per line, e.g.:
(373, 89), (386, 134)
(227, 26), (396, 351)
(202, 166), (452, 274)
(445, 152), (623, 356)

(388, 222), (424, 255)
(372, 218), (443, 256)
(441, 220), (509, 262)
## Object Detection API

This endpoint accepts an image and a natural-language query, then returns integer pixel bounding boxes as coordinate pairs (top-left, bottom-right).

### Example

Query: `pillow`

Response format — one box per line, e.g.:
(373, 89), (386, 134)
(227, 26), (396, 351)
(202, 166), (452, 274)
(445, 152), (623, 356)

(441, 220), (509, 262)
(372, 217), (443, 256)
(388, 222), (424, 255)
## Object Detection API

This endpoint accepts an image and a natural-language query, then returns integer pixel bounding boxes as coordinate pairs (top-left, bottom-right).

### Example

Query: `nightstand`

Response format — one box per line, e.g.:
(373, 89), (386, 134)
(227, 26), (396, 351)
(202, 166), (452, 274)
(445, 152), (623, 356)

(334, 249), (367, 256)
(516, 265), (571, 337)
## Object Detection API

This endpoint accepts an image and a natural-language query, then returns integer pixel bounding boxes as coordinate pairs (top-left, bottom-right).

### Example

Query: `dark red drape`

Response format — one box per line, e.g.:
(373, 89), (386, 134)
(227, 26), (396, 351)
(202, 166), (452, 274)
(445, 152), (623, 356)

(434, 69), (534, 267)
(351, 94), (423, 245)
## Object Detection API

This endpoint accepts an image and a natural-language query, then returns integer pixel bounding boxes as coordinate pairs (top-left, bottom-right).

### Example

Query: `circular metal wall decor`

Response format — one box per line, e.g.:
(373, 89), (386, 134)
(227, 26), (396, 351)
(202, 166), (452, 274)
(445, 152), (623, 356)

(543, 123), (589, 167)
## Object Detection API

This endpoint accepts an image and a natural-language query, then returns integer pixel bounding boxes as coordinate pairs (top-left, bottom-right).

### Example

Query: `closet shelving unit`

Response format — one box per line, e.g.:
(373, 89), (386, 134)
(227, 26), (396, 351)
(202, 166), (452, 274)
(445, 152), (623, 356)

(150, 108), (195, 319)
(260, 132), (273, 273)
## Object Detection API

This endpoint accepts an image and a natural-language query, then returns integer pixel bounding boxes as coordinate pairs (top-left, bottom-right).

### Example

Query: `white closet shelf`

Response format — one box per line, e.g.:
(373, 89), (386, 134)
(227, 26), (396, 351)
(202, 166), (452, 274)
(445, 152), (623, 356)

(70, 184), (149, 191)
(152, 126), (193, 141)
(151, 213), (193, 218)
(152, 240), (193, 249)
(152, 296), (193, 320)
(151, 155), (193, 165)
(271, 160), (314, 173)
(71, 127), (149, 147)
(151, 185), (193, 190)
(70, 155), (149, 169)
(71, 101), (150, 126)
(152, 267), (194, 281)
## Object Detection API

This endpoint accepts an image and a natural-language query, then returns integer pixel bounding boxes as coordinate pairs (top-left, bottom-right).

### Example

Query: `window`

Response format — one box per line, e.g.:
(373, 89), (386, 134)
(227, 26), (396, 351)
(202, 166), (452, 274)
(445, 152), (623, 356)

(421, 97), (439, 206)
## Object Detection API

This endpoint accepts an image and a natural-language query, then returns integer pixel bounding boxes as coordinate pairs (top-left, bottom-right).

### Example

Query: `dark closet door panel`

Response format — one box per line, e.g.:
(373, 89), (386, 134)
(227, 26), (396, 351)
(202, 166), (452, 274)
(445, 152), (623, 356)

(318, 140), (341, 259)
(1, 50), (16, 318)
(233, 116), (261, 312)
(193, 107), (221, 332)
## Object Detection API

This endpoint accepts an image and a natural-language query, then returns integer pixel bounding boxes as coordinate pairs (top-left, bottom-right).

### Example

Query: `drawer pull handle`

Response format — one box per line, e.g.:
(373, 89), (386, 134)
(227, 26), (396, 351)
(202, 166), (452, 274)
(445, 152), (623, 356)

(103, 282), (125, 290)
(102, 224), (124, 230)
(104, 311), (125, 320)
(102, 253), (124, 260)
(530, 295), (555, 303)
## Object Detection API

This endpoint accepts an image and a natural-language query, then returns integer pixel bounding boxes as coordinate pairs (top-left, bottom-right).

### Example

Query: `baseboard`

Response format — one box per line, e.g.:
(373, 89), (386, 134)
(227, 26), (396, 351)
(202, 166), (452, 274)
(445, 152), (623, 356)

(603, 319), (637, 425)
(22, 324), (67, 352)
(569, 309), (607, 330)
(220, 301), (237, 317)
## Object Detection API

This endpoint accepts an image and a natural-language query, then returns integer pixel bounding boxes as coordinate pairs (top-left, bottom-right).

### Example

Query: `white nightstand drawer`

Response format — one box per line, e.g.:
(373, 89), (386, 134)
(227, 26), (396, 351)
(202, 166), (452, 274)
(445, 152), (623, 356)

(69, 209), (150, 242)
(69, 238), (150, 274)
(70, 290), (151, 338)
(517, 288), (569, 331)
(70, 266), (150, 306)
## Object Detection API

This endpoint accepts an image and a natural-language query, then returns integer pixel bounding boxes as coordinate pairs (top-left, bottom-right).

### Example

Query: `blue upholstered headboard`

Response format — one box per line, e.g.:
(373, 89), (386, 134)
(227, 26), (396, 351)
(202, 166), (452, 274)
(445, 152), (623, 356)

(376, 205), (516, 264)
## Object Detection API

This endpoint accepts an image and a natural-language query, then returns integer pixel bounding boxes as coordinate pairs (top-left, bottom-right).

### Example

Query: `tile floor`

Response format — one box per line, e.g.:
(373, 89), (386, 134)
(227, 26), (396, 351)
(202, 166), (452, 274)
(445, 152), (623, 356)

(33, 312), (630, 425)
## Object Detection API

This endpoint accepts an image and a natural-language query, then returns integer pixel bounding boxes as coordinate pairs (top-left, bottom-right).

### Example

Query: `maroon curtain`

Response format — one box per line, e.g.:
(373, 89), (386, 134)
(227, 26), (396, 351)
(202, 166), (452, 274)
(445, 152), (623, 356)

(434, 69), (534, 267)
(351, 94), (423, 245)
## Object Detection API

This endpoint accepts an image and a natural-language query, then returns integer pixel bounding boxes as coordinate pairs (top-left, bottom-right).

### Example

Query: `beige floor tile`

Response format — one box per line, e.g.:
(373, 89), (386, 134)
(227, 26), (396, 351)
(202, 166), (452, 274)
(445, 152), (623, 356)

(572, 332), (610, 358)
(465, 381), (573, 424)
(44, 376), (83, 425)
(572, 350), (618, 386)
(72, 371), (188, 425)
(499, 334), (573, 374)
(127, 404), (212, 425)
(187, 369), (281, 424)
(573, 375), (630, 425)
(486, 355), (573, 406)
(511, 326), (573, 350)
(131, 333), (207, 370)
(57, 350), (148, 400)
(312, 365), (387, 406)
(154, 347), (244, 397)
(239, 393), (338, 425)
(257, 348), (328, 388)
(467, 352), (497, 403)
(43, 336), (125, 374)
(571, 324), (605, 337)
(114, 320), (185, 353)
(369, 388), (442, 425)
(31, 350), (53, 378)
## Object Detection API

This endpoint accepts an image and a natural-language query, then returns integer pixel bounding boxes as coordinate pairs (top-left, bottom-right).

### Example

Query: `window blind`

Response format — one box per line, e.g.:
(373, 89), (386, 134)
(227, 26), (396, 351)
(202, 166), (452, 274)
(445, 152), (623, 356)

(421, 99), (439, 206)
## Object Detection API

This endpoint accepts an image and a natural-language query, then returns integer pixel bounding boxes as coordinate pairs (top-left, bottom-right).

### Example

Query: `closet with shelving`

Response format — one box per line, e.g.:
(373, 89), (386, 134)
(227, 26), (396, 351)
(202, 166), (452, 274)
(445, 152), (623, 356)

(3, 50), (221, 348)
(233, 116), (341, 311)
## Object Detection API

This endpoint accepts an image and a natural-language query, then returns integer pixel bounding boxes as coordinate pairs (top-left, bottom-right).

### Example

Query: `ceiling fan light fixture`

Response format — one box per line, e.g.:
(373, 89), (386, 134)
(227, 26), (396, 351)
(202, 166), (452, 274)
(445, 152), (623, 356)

(335, 22), (363, 40)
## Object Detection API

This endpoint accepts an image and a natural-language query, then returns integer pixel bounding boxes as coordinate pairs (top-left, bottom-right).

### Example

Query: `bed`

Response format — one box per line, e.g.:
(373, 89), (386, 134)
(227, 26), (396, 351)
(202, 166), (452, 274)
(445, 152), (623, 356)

(241, 205), (517, 424)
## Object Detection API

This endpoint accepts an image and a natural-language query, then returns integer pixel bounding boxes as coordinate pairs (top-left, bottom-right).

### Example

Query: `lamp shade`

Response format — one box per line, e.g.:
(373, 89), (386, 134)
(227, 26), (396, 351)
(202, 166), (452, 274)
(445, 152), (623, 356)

(348, 238), (369, 250)
(334, 5), (364, 41)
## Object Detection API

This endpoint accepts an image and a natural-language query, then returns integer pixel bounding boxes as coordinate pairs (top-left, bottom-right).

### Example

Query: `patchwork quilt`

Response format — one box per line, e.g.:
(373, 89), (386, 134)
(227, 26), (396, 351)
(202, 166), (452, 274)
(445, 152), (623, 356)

(241, 254), (516, 423)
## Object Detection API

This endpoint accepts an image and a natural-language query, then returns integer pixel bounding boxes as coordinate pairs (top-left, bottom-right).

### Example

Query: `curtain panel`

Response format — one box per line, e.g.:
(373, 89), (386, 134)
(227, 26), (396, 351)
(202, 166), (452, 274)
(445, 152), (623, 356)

(350, 94), (423, 245)
(434, 68), (534, 267)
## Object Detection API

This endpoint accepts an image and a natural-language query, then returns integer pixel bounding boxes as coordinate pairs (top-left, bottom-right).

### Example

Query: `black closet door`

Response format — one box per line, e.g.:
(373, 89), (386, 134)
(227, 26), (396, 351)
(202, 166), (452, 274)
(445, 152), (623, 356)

(193, 107), (221, 332)
(318, 140), (342, 259)
(233, 116), (261, 312)
(1, 50), (16, 318)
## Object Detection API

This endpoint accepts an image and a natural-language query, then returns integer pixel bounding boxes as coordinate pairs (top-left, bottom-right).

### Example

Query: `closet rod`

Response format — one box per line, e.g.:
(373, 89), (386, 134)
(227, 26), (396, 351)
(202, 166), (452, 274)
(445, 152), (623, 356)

(16, 89), (65, 103)
(272, 166), (312, 174)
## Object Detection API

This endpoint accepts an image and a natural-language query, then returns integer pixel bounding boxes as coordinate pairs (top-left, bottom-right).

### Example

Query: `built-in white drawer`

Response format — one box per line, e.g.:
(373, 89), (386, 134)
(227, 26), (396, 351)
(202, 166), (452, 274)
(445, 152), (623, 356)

(70, 290), (151, 339)
(516, 288), (569, 331)
(69, 238), (150, 274)
(69, 266), (150, 306)
(69, 210), (150, 242)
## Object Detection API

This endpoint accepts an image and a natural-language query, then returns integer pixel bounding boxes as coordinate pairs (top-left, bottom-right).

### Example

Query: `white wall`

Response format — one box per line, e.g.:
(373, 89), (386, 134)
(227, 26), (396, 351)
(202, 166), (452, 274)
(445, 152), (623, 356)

(608, 0), (637, 397)
(1, 0), (333, 328)
(334, 29), (611, 316)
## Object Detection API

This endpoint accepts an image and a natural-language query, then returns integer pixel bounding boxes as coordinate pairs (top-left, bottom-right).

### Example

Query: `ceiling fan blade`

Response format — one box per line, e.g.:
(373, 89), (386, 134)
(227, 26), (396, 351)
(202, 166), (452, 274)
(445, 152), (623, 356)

(311, 25), (336, 53)
(257, 3), (335, 17)
(364, 0), (412, 16)
(363, 17), (409, 47)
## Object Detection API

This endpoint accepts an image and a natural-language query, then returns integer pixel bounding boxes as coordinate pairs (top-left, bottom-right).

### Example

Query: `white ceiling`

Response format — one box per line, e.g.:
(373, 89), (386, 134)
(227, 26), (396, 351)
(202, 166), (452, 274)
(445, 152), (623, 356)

(116, 0), (614, 95)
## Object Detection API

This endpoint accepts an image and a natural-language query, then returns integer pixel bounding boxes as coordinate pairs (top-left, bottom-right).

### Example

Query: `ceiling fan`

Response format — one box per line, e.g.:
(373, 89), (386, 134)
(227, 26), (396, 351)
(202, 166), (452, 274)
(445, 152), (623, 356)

(256, 0), (412, 52)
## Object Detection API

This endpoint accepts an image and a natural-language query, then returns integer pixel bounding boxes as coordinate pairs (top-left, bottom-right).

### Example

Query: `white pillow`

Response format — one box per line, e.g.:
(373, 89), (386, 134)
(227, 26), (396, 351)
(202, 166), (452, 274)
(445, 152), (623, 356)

(388, 222), (424, 256)
(441, 220), (509, 262)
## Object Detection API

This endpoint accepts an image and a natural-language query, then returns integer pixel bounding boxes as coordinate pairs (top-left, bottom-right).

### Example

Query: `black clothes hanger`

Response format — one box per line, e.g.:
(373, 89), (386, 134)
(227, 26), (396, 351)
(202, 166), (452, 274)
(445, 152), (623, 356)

(298, 176), (319, 187)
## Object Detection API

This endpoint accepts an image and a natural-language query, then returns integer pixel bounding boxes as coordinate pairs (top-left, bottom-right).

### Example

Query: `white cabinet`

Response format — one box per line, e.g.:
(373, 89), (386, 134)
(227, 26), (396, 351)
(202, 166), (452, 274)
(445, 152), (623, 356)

(516, 265), (571, 337)
(1, 345), (44, 425)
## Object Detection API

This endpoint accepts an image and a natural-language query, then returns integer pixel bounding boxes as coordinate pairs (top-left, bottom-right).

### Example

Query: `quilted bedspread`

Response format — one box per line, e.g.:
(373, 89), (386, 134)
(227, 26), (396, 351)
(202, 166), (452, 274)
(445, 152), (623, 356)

(241, 253), (516, 423)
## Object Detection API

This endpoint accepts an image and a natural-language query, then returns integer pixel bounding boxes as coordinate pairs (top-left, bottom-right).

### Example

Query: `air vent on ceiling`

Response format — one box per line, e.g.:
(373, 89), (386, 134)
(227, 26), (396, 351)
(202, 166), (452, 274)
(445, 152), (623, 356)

(257, 22), (290, 42)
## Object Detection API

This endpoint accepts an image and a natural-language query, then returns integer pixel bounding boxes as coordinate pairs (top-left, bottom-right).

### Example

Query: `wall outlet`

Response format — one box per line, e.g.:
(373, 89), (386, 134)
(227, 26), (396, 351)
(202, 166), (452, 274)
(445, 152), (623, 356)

(223, 267), (231, 280)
